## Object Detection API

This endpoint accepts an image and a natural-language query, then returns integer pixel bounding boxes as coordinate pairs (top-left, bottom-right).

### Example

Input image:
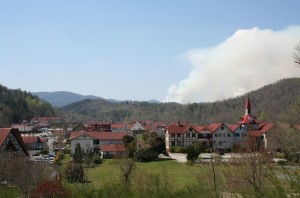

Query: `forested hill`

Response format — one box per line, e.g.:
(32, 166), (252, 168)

(61, 78), (300, 124)
(0, 85), (57, 127)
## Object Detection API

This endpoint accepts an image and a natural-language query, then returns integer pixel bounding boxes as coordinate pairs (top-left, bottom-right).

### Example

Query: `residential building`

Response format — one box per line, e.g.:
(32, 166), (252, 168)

(0, 128), (29, 156)
(69, 131), (128, 155)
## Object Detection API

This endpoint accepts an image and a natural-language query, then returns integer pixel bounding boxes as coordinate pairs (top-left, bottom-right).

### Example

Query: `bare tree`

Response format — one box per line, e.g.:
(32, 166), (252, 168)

(0, 153), (54, 197)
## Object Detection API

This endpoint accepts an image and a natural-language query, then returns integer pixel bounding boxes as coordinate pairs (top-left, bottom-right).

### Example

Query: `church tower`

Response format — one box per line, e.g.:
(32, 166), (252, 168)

(239, 96), (258, 130)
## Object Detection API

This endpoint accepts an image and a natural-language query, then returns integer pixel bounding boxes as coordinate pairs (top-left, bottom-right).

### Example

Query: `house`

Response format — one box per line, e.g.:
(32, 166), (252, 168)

(209, 123), (234, 150)
(130, 121), (147, 135)
(111, 123), (130, 132)
(165, 122), (205, 150)
(21, 136), (47, 150)
(0, 128), (29, 156)
(11, 124), (33, 134)
(69, 131), (128, 155)
(100, 144), (126, 158)
(30, 116), (65, 126)
(87, 122), (112, 132)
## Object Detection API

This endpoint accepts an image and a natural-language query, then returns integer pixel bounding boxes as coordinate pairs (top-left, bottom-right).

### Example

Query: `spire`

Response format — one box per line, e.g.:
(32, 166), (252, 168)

(245, 95), (251, 115)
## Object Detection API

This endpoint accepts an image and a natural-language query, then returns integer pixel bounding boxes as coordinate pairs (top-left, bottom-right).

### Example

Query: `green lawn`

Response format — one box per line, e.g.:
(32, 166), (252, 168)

(84, 158), (216, 190)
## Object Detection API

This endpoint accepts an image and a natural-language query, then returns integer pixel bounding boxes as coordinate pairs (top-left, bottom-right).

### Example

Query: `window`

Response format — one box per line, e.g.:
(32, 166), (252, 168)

(177, 141), (181, 146)
(171, 134), (175, 138)
(171, 141), (175, 146)
(221, 126), (224, 130)
(215, 134), (218, 137)
(192, 133), (195, 138)
(93, 140), (99, 145)
(186, 133), (190, 138)
(234, 133), (240, 137)
(227, 133), (231, 137)
(198, 134), (202, 139)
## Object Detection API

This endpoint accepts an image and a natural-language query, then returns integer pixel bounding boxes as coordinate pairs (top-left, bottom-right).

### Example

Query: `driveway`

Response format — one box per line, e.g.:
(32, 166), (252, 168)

(168, 153), (187, 163)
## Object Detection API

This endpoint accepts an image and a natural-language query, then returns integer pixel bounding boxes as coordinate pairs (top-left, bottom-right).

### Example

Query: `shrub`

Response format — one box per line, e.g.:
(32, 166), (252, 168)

(31, 179), (71, 198)
(64, 162), (85, 183)
(40, 149), (49, 155)
(93, 156), (102, 164)
(174, 146), (187, 153)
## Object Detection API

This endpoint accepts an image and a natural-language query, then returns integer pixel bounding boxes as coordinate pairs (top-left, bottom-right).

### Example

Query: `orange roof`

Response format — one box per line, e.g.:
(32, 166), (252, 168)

(100, 144), (126, 152)
(69, 131), (128, 140)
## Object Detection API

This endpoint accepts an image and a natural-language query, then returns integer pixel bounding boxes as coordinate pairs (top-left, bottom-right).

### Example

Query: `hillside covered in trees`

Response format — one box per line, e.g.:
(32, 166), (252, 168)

(61, 78), (300, 124)
(0, 85), (57, 127)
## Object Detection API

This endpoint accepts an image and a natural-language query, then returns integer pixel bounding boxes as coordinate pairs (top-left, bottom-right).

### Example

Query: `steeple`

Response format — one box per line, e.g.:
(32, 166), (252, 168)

(245, 95), (251, 115)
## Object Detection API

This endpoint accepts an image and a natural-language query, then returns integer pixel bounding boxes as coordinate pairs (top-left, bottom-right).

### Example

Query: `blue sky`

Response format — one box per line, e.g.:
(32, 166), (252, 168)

(0, 1), (300, 102)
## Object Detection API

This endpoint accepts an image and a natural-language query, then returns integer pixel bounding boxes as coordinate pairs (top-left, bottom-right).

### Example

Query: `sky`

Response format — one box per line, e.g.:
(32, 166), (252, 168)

(0, 1), (300, 103)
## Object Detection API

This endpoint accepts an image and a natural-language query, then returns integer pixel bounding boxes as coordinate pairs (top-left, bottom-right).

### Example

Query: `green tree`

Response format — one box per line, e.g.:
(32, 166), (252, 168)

(73, 143), (84, 163)
(186, 141), (205, 165)
(123, 135), (136, 158)
(64, 162), (85, 183)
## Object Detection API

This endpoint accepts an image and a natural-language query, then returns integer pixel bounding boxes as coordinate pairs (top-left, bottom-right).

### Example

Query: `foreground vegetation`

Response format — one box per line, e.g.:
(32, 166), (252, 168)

(2, 151), (300, 197)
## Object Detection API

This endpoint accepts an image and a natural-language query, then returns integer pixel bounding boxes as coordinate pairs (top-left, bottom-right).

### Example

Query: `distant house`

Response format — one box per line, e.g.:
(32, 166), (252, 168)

(165, 122), (209, 150)
(11, 124), (33, 134)
(87, 122), (112, 132)
(21, 136), (47, 150)
(0, 128), (29, 156)
(69, 131), (128, 155)
(111, 123), (130, 132)
(100, 144), (126, 158)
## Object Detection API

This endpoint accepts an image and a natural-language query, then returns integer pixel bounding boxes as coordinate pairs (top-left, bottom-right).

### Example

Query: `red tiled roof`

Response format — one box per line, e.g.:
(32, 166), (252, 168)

(100, 144), (126, 152)
(227, 124), (240, 132)
(206, 123), (223, 132)
(166, 124), (191, 134)
(0, 128), (29, 156)
(259, 123), (274, 134)
(239, 115), (259, 124)
(111, 123), (128, 128)
(249, 123), (274, 136)
(22, 136), (37, 144)
(193, 125), (205, 132)
(69, 131), (128, 140)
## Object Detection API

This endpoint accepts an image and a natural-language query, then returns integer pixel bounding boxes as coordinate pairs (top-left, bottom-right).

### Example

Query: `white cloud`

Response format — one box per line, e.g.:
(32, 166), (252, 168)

(165, 26), (300, 103)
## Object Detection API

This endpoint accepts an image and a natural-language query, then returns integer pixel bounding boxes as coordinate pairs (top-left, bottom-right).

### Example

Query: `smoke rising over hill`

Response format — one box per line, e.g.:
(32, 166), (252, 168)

(165, 26), (300, 103)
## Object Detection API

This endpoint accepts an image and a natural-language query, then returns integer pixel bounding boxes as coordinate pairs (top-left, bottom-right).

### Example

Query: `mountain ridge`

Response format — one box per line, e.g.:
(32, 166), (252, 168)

(60, 78), (300, 124)
(33, 91), (161, 107)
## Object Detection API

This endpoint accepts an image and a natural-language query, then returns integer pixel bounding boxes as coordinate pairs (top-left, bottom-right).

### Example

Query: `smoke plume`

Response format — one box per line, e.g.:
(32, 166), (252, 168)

(165, 26), (300, 103)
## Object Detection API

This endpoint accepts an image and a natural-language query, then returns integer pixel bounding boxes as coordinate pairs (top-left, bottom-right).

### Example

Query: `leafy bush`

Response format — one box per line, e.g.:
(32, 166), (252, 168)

(174, 146), (187, 153)
(64, 162), (85, 183)
(64, 148), (71, 154)
(31, 179), (71, 198)
(40, 149), (49, 155)
(93, 156), (102, 164)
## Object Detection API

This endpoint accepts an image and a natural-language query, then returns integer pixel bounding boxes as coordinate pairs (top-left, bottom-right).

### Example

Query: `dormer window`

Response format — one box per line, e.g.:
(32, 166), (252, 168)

(221, 126), (224, 130)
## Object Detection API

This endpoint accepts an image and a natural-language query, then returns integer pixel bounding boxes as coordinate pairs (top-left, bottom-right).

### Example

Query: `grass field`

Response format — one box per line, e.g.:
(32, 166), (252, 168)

(61, 154), (219, 190)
